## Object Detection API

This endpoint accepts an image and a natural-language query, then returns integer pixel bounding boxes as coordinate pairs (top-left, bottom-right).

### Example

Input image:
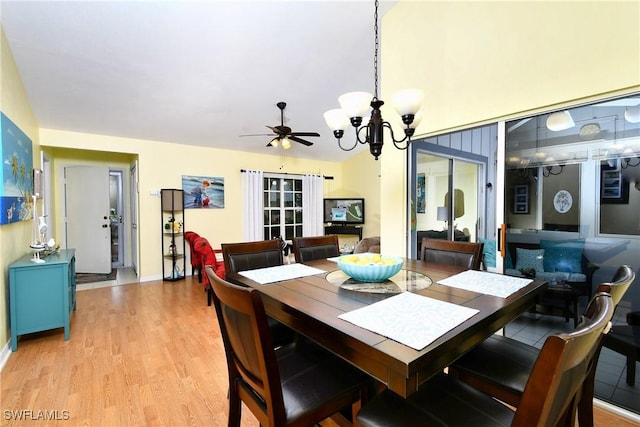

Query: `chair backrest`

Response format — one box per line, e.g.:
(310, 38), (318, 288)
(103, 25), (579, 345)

(292, 235), (339, 263)
(354, 236), (381, 254)
(205, 266), (287, 426)
(421, 238), (483, 270)
(184, 231), (201, 267)
(222, 240), (283, 275)
(513, 293), (614, 427)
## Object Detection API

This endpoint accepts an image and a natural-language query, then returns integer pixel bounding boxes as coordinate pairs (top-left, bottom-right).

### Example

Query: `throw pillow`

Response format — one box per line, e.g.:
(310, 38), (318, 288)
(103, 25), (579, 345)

(540, 239), (584, 273)
(515, 248), (545, 273)
(479, 238), (496, 268)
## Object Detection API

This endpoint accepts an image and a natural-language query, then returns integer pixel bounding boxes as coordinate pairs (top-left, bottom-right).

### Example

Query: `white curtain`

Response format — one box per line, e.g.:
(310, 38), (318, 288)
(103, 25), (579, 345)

(302, 174), (324, 236)
(242, 170), (263, 241)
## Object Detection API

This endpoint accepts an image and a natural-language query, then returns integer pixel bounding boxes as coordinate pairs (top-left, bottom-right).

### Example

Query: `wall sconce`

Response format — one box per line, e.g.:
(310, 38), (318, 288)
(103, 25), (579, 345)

(543, 164), (564, 176)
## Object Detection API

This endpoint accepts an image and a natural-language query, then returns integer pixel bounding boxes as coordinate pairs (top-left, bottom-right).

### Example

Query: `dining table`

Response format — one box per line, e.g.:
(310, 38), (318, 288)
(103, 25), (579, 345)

(227, 257), (547, 398)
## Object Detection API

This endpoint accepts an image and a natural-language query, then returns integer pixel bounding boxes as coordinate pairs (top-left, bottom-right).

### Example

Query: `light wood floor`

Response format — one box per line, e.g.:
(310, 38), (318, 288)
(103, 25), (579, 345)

(1, 276), (638, 426)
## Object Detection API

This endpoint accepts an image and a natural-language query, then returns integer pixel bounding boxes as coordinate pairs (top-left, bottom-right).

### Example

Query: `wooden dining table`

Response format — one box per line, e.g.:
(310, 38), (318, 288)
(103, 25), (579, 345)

(227, 258), (547, 398)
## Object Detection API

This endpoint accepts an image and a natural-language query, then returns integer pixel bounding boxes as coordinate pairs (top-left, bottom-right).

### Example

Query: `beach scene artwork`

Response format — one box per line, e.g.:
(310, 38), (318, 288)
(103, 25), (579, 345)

(182, 175), (224, 209)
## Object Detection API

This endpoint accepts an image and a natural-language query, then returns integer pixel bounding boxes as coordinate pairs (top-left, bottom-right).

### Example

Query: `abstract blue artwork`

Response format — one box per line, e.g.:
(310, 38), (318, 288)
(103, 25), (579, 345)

(1, 112), (34, 225)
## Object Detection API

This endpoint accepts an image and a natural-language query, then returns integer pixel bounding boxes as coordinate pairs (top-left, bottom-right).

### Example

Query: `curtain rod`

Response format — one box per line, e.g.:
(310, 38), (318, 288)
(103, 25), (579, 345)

(240, 169), (334, 180)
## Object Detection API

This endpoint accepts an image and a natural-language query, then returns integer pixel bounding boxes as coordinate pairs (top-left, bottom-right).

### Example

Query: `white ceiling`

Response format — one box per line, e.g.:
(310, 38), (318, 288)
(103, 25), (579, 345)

(1, 0), (397, 163)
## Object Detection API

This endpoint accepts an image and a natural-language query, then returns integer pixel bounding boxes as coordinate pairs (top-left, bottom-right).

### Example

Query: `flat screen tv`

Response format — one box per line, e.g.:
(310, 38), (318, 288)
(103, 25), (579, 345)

(323, 198), (365, 225)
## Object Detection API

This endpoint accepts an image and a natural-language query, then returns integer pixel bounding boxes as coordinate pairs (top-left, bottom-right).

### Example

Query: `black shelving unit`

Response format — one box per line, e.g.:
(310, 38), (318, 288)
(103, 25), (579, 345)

(161, 189), (185, 281)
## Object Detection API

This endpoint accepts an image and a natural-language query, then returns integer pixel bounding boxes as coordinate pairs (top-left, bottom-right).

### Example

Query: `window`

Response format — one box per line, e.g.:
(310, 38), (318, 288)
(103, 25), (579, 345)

(263, 176), (303, 241)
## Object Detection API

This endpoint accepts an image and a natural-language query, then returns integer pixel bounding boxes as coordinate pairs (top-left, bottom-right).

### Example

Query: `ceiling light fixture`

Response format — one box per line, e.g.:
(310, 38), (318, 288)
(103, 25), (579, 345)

(624, 105), (640, 123)
(621, 157), (640, 169)
(542, 164), (565, 176)
(546, 111), (575, 131)
(323, 0), (423, 160)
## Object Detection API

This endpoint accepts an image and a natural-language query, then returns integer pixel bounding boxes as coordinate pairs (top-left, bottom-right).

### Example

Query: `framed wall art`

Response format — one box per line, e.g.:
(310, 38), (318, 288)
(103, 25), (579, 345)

(512, 184), (529, 214)
(416, 173), (425, 213)
(182, 175), (225, 208)
(1, 112), (34, 225)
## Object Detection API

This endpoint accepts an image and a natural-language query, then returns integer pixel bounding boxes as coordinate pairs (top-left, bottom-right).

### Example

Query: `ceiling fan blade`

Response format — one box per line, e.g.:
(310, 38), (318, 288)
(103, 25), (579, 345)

(239, 133), (274, 137)
(289, 132), (320, 137)
(289, 136), (314, 146)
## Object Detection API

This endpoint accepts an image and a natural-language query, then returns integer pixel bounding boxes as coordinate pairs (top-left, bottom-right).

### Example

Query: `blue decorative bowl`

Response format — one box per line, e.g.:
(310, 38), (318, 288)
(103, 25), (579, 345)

(337, 254), (403, 283)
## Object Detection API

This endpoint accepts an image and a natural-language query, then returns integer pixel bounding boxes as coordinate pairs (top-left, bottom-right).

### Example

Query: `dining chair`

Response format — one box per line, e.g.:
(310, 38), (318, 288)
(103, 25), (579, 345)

(357, 292), (615, 427)
(292, 235), (339, 263)
(447, 265), (634, 427)
(602, 306), (640, 386)
(221, 239), (294, 347)
(205, 266), (370, 427)
(421, 238), (484, 270)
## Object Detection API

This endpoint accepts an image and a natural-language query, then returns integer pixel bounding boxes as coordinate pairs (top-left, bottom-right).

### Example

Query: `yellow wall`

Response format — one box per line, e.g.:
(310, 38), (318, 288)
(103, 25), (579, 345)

(0, 30), (40, 349)
(39, 129), (350, 280)
(380, 0), (640, 255)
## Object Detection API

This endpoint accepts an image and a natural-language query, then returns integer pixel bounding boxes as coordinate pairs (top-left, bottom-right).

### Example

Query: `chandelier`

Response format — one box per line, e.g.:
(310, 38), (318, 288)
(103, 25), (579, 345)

(323, 0), (424, 160)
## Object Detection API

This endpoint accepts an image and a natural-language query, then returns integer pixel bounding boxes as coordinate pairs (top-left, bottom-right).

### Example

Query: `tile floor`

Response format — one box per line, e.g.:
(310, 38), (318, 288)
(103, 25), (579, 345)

(505, 303), (639, 415)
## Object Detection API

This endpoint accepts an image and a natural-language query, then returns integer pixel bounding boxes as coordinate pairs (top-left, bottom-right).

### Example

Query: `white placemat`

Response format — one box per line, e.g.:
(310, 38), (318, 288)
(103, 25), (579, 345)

(238, 263), (325, 285)
(437, 270), (532, 298)
(338, 292), (479, 351)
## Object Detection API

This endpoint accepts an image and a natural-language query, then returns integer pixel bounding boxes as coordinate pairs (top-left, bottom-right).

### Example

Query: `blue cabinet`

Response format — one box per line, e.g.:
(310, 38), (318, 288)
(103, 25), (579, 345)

(9, 249), (76, 351)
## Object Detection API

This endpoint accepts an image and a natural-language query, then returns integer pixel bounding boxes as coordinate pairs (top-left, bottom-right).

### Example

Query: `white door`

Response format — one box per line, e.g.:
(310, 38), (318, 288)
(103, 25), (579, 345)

(65, 166), (111, 273)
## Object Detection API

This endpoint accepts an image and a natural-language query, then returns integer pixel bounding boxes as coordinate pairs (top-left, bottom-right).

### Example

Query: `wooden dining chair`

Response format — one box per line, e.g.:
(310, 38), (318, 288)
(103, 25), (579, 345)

(357, 292), (615, 427)
(205, 266), (370, 427)
(447, 265), (634, 427)
(421, 238), (484, 270)
(221, 239), (294, 347)
(292, 235), (339, 263)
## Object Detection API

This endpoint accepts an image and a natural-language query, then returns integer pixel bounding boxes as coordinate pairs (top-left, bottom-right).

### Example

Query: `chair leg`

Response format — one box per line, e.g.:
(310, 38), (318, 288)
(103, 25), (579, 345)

(228, 387), (242, 427)
(207, 287), (213, 306)
(626, 355), (636, 386)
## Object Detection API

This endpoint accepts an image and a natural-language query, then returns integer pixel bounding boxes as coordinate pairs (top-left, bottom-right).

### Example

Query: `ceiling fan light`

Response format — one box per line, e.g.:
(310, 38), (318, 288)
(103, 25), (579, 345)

(268, 138), (279, 148)
(323, 109), (350, 131)
(624, 105), (640, 123)
(546, 110), (575, 131)
(281, 137), (291, 149)
(392, 89), (424, 116)
(338, 91), (373, 119)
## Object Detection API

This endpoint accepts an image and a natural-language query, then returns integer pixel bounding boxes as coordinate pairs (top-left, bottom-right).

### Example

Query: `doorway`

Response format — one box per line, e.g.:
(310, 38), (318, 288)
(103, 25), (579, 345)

(110, 171), (124, 268)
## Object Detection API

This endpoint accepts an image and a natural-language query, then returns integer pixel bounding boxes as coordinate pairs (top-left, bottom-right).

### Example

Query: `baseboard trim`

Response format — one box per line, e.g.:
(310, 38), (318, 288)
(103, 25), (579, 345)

(0, 340), (12, 372)
(594, 398), (640, 422)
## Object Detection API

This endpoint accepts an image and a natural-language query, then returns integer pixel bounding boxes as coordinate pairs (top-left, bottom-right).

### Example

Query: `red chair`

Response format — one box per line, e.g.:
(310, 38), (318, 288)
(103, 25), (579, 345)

(184, 231), (202, 282)
(193, 236), (225, 306)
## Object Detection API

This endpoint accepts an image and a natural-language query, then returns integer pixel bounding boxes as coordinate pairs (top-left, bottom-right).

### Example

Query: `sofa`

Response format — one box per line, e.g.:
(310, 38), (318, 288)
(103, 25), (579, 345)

(505, 240), (598, 299)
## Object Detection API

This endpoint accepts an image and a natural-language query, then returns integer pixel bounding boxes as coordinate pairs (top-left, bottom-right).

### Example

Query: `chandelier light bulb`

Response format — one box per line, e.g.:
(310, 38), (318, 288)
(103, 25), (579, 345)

(392, 89), (424, 116)
(338, 92), (373, 119)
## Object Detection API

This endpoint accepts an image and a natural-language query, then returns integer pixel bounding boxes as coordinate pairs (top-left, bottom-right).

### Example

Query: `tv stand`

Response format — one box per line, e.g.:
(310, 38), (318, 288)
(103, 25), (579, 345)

(324, 225), (362, 241)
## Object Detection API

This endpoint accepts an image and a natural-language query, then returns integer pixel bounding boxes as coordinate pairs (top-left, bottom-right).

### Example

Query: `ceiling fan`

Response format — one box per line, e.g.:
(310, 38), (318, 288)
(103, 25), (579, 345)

(241, 102), (320, 148)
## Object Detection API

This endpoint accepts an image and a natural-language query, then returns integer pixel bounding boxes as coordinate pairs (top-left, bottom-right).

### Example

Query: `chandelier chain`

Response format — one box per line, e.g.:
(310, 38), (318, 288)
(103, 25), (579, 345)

(373, 0), (379, 100)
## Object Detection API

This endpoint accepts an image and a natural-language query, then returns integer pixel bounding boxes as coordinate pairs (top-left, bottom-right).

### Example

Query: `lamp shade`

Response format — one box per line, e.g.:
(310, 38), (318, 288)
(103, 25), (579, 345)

(323, 109), (350, 131)
(338, 91), (373, 118)
(437, 206), (447, 222)
(392, 89), (424, 116)
(281, 137), (291, 149)
(444, 189), (465, 219)
(546, 111), (575, 131)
